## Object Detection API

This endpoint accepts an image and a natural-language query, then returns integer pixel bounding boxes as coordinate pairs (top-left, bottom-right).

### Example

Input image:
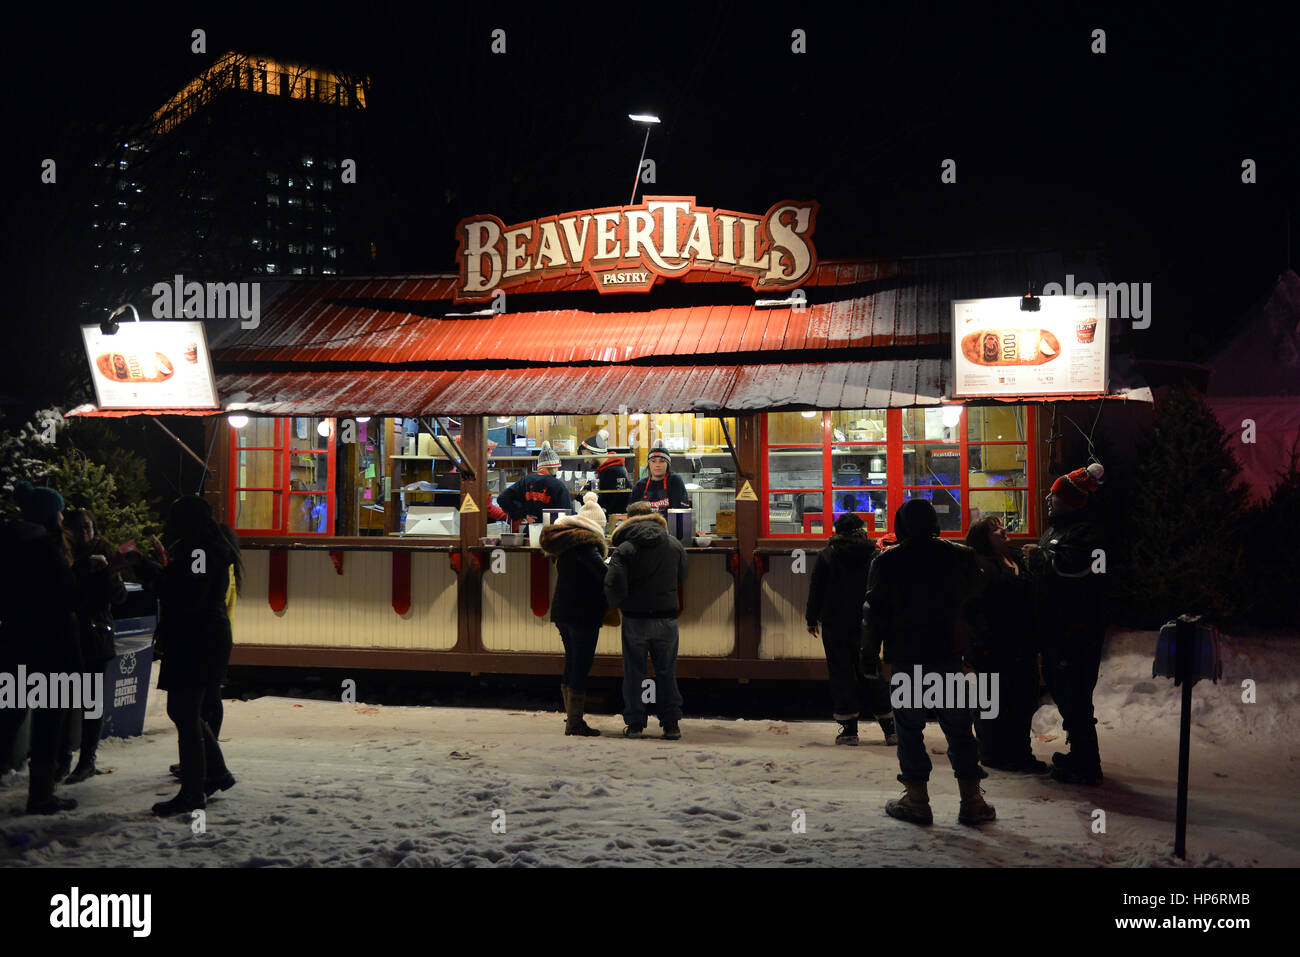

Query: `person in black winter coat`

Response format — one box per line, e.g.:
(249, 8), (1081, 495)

(580, 430), (632, 515)
(604, 501), (688, 739)
(965, 517), (1047, 774)
(63, 509), (128, 784)
(0, 481), (81, 814)
(539, 492), (609, 737)
(498, 441), (572, 525)
(861, 499), (994, 826)
(1023, 463), (1107, 785)
(130, 496), (237, 816)
(805, 513), (895, 746)
(629, 444), (689, 513)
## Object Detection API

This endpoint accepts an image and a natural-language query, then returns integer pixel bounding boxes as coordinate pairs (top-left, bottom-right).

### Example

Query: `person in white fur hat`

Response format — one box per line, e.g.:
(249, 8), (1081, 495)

(539, 492), (609, 736)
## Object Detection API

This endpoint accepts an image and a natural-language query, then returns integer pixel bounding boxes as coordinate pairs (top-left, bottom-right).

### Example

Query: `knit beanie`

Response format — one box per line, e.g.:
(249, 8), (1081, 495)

(556, 491), (607, 537)
(894, 499), (940, 542)
(536, 440), (562, 470)
(647, 442), (671, 466)
(1051, 462), (1105, 508)
(833, 512), (866, 537)
(13, 480), (64, 525)
(580, 430), (609, 455)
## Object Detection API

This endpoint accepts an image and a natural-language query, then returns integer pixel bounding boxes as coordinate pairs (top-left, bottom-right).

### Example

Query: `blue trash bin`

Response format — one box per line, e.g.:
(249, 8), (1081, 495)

(102, 583), (158, 740)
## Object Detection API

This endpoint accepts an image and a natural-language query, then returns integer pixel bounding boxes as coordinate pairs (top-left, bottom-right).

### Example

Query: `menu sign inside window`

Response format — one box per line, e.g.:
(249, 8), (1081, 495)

(951, 296), (1107, 398)
(81, 321), (219, 409)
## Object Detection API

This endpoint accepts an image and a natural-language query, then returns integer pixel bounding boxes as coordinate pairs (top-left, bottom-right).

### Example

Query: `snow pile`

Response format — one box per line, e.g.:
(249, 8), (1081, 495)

(1, 628), (1296, 868)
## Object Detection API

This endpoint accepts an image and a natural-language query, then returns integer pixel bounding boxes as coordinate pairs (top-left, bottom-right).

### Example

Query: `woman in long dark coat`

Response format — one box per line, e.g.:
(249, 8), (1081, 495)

(965, 517), (1048, 773)
(805, 513), (895, 746)
(539, 492), (609, 736)
(0, 482), (81, 813)
(63, 508), (128, 783)
(131, 496), (238, 815)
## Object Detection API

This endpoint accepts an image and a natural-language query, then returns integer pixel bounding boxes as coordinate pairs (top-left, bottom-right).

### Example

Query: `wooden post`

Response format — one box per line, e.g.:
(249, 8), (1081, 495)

(735, 413), (761, 661)
(457, 415), (487, 653)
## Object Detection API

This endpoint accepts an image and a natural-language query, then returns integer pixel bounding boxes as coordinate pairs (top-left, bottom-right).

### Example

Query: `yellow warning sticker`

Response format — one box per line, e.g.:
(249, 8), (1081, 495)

(736, 480), (758, 502)
(460, 493), (481, 513)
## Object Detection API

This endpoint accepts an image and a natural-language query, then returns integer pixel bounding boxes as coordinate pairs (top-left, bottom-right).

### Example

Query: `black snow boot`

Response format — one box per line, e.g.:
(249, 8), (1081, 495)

(877, 715), (898, 746)
(26, 762), (77, 815)
(835, 719), (859, 746)
(152, 790), (206, 816)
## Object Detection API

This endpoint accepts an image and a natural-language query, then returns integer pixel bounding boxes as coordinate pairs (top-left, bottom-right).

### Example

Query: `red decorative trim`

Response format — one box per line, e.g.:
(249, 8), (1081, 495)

(529, 551), (550, 618)
(329, 550), (344, 575)
(754, 555), (766, 579)
(450, 552), (462, 572)
(268, 550), (288, 612)
(728, 553), (739, 576)
(392, 551), (412, 616)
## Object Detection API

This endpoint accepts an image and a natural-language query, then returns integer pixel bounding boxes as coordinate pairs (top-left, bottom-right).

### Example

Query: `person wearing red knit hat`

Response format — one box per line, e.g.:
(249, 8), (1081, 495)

(1023, 462), (1107, 785)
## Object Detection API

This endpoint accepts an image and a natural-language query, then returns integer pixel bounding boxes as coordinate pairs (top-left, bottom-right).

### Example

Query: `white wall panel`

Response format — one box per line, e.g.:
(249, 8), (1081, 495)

(231, 549), (457, 652)
(759, 555), (822, 659)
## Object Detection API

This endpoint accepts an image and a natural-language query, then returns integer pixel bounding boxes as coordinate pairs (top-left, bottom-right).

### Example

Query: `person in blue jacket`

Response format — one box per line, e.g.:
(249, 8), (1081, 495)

(498, 441), (572, 524)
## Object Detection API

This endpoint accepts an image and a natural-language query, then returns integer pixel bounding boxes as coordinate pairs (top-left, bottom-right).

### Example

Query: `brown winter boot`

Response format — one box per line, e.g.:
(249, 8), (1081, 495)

(885, 780), (933, 825)
(564, 691), (601, 737)
(958, 778), (997, 825)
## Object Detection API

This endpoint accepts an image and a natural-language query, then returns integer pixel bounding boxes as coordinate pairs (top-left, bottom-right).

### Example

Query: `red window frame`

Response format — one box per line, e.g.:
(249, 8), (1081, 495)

(761, 408), (1037, 539)
(227, 416), (337, 535)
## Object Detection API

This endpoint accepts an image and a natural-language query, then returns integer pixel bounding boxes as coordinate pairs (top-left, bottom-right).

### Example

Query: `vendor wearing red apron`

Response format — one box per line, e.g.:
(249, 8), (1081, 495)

(630, 442), (689, 513)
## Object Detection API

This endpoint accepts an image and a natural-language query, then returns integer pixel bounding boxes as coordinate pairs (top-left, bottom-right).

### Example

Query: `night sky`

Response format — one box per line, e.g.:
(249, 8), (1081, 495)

(5, 5), (1298, 396)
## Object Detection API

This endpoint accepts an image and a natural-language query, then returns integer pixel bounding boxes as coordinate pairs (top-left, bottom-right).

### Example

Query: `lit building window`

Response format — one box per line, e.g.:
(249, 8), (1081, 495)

(266, 263), (279, 274)
(267, 194), (280, 206)
(267, 171), (280, 185)
(302, 155), (314, 167)
(287, 197), (302, 207)
(323, 179), (333, 192)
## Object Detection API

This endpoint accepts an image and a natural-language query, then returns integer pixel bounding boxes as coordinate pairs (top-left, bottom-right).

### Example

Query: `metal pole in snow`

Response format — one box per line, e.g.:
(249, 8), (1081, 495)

(1174, 615), (1194, 859)
(630, 125), (651, 206)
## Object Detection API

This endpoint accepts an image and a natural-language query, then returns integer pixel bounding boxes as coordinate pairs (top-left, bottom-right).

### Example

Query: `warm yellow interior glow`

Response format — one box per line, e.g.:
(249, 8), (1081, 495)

(151, 51), (369, 135)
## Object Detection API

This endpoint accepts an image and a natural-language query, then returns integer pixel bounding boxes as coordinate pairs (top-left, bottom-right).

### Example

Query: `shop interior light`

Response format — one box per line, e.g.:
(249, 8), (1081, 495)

(941, 406), (963, 428)
(227, 414), (249, 429)
(800, 410), (818, 418)
(628, 113), (661, 124)
(495, 416), (512, 424)
(356, 416), (371, 423)
(317, 420), (332, 437)
(629, 412), (644, 421)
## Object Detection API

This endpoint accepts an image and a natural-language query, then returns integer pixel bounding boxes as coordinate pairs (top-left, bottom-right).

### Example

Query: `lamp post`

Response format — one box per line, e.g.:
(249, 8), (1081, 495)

(101, 303), (140, 336)
(628, 113), (661, 205)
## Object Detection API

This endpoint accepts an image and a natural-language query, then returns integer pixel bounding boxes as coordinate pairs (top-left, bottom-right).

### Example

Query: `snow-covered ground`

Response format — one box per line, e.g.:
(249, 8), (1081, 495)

(1, 629), (1297, 867)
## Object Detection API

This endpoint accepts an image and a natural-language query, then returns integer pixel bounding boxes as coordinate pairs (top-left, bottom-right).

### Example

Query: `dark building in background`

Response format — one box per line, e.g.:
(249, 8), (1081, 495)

(87, 51), (377, 310)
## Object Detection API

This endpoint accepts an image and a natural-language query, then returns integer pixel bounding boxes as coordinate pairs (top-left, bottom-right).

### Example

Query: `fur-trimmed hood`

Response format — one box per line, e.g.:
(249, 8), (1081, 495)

(539, 523), (608, 558)
(610, 512), (668, 549)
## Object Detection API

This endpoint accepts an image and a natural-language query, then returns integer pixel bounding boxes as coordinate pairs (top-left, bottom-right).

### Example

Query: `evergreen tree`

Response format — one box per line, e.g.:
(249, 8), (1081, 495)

(1245, 432), (1300, 627)
(1124, 386), (1252, 626)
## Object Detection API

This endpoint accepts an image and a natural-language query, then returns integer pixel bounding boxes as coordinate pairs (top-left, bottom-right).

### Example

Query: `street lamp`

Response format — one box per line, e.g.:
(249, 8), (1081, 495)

(628, 113), (661, 205)
(101, 303), (140, 336)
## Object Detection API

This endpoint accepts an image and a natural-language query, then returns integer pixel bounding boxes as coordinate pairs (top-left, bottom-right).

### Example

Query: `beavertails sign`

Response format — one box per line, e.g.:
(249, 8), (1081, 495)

(454, 196), (818, 302)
